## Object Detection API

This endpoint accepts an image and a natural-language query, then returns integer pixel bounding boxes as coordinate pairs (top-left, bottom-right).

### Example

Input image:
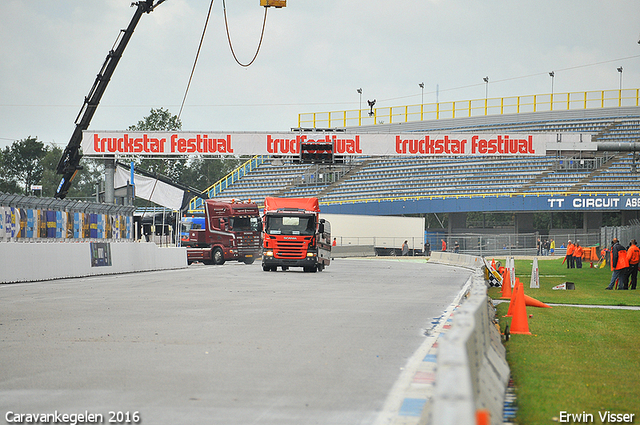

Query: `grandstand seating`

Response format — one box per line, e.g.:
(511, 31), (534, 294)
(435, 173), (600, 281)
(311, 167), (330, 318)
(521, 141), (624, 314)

(200, 106), (640, 209)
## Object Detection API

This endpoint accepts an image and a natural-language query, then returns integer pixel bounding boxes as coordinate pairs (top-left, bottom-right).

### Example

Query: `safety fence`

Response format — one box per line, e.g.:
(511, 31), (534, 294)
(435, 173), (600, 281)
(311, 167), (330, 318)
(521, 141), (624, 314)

(298, 88), (640, 128)
(602, 221), (640, 246)
(330, 230), (606, 258)
(0, 192), (135, 242)
(333, 236), (424, 255)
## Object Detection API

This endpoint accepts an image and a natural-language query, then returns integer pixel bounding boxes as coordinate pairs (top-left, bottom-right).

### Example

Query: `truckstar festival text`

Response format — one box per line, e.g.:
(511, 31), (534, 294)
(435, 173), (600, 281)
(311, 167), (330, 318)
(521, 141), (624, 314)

(82, 132), (554, 157)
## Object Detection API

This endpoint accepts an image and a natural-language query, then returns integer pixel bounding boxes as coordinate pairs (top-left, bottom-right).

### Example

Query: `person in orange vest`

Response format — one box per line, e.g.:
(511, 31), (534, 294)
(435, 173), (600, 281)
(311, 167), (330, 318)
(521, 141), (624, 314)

(574, 242), (584, 269)
(565, 240), (575, 269)
(606, 238), (630, 290)
(441, 239), (447, 252)
(626, 239), (640, 290)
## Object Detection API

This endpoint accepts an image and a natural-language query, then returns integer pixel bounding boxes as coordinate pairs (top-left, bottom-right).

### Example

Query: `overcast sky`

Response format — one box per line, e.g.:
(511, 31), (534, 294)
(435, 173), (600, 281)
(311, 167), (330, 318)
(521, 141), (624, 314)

(1, 0), (639, 150)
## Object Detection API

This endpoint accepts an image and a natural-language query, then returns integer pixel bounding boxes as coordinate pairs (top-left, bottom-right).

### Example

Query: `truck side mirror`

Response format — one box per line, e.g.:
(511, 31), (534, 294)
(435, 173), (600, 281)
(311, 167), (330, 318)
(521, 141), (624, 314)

(318, 222), (325, 234)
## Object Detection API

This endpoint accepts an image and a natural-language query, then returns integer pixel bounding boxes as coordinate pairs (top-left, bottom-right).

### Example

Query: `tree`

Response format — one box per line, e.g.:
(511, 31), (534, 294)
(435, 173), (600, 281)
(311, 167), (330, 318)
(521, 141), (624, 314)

(39, 146), (63, 197)
(0, 148), (21, 194)
(128, 108), (242, 194)
(129, 107), (182, 132)
(128, 108), (187, 181)
(181, 156), (243, 192)
(1, 137), (46, 195)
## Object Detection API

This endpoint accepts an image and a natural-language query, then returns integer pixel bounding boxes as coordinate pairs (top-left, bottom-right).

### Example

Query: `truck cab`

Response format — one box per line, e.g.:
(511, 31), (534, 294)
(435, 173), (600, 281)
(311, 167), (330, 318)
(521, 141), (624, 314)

(262, 197), (331, 272)
(187, 199), (261, 265)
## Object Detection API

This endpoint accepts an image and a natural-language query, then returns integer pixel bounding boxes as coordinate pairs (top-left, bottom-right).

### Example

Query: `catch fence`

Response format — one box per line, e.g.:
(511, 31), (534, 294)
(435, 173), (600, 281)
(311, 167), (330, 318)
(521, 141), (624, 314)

(0, 192), (135, 242)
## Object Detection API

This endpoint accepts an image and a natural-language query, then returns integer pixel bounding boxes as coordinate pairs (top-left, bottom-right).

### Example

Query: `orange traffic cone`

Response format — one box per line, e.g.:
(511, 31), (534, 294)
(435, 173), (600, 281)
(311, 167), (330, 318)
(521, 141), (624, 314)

(510, 280), (532, 335)
(524, 294), (552, 308)
(491, 258), (496, 270)
(476, 409), (490, 425)
(504, 278), (520, 317)
(500, 269), (512, 299)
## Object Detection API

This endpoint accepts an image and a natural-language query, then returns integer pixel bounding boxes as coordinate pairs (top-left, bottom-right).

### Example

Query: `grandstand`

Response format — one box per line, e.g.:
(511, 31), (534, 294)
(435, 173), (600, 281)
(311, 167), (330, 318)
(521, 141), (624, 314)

(191, 89), (640, 236)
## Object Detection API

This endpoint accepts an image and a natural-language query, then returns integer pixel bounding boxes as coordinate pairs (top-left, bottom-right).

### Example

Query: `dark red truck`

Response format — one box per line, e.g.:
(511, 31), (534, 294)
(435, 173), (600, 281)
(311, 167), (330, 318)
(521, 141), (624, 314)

(186, 199), (261, 265)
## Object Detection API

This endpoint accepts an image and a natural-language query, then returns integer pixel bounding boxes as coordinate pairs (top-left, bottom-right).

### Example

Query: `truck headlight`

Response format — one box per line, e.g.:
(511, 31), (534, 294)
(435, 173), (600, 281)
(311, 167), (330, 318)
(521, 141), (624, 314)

(264, 251), (274, 257)
(307, 252), (316, 257)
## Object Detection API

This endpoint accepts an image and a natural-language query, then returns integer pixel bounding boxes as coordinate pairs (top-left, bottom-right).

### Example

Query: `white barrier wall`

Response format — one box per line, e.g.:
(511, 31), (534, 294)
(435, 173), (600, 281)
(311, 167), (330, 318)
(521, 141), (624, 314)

(0, 242), (187, 284)
(426, 252), (510, 425)
(428, 251), (485, 269)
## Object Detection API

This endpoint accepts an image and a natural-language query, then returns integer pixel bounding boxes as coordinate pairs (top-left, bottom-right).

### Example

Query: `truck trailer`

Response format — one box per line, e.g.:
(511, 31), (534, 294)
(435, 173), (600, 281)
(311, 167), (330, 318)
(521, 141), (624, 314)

(321, 213), (425, 255)
(262, 197), (331, 272)
(186, 199), (261, 265)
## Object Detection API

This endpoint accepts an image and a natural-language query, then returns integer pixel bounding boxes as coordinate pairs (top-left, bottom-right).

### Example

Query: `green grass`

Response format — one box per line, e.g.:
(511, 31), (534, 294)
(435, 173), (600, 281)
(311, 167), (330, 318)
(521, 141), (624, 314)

(488, 258), (640, 424)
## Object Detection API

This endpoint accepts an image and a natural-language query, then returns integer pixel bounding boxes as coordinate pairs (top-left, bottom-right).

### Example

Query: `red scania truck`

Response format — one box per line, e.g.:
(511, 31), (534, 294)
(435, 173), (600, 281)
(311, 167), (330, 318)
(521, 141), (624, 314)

(261, 197), (331, 272)
(186, 199), (261, 265)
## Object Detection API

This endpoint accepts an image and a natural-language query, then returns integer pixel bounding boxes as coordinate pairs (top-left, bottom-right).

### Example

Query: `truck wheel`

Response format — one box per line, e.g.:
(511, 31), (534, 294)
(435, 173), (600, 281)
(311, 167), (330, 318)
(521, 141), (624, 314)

(243, 257), (255, 265)
(262, 265), (270, 271)
(213, 247), (225, 265)
(317, 264), (324, 272)
(304, 266), (317, 273)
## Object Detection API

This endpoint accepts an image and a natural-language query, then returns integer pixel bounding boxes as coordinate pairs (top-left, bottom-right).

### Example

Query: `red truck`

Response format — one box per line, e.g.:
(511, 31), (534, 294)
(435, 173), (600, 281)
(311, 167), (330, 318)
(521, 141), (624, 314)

(186, 199), (261, 265)
(261, 197), (331, 272)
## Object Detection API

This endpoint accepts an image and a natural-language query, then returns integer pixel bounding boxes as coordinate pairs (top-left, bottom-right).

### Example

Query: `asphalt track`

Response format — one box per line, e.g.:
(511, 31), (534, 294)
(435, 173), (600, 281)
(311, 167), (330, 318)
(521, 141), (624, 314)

(0, 258), (471, 425)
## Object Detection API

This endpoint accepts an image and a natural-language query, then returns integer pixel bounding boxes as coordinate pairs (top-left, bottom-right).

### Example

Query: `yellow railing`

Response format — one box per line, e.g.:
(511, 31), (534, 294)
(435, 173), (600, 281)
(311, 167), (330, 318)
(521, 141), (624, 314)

(187, 155), (267, 212)
(298, 88), (640, 129)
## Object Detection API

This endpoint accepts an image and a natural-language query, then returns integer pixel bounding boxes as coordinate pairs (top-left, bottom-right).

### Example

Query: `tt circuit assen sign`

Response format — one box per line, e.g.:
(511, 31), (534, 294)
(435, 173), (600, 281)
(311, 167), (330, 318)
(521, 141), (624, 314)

(81, 131), (587, 157)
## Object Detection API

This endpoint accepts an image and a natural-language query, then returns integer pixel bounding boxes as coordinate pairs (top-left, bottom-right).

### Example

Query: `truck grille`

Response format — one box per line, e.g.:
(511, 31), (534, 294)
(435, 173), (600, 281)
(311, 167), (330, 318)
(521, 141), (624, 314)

(237, 235), (260, 254)
(275, 240), (306, 259)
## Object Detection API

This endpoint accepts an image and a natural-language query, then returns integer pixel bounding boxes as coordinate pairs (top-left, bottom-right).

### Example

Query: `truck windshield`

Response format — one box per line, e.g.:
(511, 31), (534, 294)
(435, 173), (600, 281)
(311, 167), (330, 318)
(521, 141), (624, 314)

(180, 218), (203, 233)
(229, 216), (260, 232)
(265, 215), (315, 236)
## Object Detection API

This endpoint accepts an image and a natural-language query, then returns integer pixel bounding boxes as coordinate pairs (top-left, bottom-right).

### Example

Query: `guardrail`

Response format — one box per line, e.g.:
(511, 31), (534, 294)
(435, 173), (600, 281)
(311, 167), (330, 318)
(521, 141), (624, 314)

(426, 252), (510, 425)
(299, 88), (640, 128)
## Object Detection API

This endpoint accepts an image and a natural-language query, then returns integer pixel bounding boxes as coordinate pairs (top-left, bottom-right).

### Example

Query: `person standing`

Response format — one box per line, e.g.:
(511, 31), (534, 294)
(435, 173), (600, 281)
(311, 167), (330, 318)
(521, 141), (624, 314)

(574, 242), (584, 269)
(424, 241), (431, 256)
(441, 239), (447, 252)
(454, 241), (460, 253)
(550, 239), (555, 255)
(544, 239), (551, 256)
(566, 240), (575, 268)
(402, 240), (409, 256)
(627, 239), (640, 290)
(606, 238), (629, 290)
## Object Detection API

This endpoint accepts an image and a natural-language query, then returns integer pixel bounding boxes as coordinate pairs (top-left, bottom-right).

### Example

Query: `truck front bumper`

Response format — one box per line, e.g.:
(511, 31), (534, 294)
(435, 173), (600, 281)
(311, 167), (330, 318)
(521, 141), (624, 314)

(261, 252), (318, 268)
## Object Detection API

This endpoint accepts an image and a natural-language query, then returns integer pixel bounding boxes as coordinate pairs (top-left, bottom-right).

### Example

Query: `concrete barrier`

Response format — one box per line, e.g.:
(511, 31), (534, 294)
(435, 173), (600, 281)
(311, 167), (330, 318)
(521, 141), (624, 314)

(426, 253), (510, 425)
(331, 244), (376, 258)
(0, 241), (187, 284)
(428, 251), (485, 269)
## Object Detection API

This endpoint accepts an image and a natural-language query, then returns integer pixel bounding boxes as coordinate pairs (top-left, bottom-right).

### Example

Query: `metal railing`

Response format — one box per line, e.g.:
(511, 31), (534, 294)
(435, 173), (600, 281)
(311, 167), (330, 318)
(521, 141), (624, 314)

(298, 88), (640, 128)
(188, 155), (267, 212)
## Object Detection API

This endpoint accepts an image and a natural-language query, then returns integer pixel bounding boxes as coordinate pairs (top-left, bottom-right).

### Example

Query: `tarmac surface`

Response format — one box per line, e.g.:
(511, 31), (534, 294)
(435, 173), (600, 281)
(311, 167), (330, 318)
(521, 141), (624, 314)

(0, 258), (471, 425)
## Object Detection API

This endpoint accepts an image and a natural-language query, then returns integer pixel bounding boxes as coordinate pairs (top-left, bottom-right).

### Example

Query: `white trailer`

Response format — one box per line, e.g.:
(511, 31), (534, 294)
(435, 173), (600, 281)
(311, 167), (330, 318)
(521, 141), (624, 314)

(320, 213), (425, 255)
